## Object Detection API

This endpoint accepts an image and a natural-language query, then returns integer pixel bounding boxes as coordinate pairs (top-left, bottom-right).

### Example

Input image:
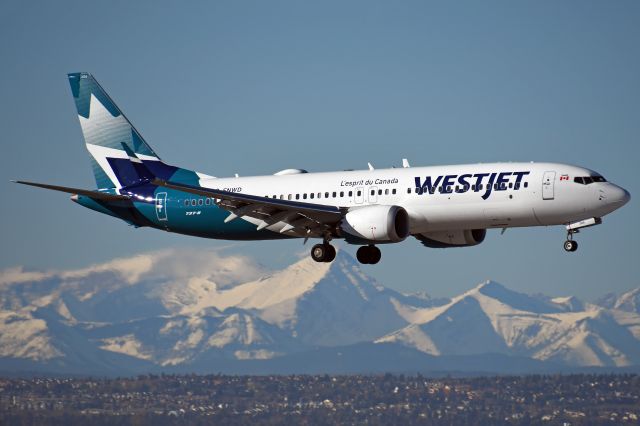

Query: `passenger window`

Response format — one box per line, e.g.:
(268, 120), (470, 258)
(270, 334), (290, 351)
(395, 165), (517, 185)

(349, 191), (353, 197)
(357, 190), (362, 196)
(378, 189), (382, 195)
(385, 189), (389, 195)
(392, 189), (396, 195)
(340, 191), (344, 197)
(310, 193), (315, 199)
(184, 200), (189, 207)
(198, 199), (203, 206)
(407, 188), (411, 194)
(296, 194), (300, 200)
(303, 194), (307, 199)
(325, 192), (329, 198)
(524, 182), (528, 188)
(509, 183), (513, 189)
(205, 198), (211, 205)
(191, 199), (196, 206)
(332, 192), (337, 198)
(371, 190), (375, 196)
(279, 195), (284, 199)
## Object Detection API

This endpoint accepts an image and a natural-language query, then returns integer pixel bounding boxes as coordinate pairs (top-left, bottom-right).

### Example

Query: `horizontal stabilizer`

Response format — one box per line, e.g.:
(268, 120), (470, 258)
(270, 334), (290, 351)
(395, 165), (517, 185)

(12, 180), (130, 201)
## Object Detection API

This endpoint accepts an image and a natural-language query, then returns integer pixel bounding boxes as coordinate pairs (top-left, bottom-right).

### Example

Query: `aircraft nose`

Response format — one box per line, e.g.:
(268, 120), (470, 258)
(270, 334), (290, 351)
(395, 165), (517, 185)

(609, 185), (631, 206)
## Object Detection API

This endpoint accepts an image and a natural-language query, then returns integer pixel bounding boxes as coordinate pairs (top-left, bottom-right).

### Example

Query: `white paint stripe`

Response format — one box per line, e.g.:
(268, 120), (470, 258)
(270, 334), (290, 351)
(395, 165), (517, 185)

(136, 153), (161, 161)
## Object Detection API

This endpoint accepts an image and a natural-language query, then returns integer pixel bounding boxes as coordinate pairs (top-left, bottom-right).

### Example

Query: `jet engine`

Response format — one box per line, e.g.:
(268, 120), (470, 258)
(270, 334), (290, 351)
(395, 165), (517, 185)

(415, 229), (486, 248)
(340, 205), (409, 243)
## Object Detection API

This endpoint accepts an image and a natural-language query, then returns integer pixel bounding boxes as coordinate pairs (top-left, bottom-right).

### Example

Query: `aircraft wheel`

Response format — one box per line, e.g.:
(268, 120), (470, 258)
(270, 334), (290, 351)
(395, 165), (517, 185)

(324, 244), (336, 262)
(369, 246), (381, 264)
(563, 240), (578, 252)
(356, 246), (371, 264)
(356, 245), (381, 264)
(311, 244), (327, 262)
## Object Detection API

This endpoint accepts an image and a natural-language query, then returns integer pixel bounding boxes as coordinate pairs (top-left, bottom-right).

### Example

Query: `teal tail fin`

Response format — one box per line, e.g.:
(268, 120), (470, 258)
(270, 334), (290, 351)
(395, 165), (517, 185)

(68, 72), (161, 189)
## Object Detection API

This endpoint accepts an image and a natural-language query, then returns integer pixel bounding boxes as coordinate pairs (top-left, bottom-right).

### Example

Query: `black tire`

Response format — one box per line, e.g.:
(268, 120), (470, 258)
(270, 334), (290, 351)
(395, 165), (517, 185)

(369, 246), (381, 264)
(356, 246), (371, 264)
(564, 240), (577, 252)
(324, 244), (336, 262)
(311, 244), (327, 262)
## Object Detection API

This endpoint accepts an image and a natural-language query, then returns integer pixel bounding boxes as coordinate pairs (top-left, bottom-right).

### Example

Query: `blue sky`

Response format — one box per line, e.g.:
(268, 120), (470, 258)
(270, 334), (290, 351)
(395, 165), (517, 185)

(1, 1), (638, 299)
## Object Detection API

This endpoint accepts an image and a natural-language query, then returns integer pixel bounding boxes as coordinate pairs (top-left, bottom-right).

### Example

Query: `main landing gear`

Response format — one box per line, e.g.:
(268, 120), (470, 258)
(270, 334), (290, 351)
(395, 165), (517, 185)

(357, 245), (381, 265)
(311, 242), (336, 263)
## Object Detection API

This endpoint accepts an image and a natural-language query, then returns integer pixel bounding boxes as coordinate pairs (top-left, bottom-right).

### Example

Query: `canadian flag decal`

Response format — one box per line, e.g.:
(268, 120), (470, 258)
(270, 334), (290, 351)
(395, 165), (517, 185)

(560, 174), (569, 181)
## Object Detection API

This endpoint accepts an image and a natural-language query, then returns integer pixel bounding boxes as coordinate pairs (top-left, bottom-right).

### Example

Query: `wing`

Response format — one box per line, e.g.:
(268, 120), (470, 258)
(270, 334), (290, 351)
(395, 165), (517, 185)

(153, 178), (344, 237)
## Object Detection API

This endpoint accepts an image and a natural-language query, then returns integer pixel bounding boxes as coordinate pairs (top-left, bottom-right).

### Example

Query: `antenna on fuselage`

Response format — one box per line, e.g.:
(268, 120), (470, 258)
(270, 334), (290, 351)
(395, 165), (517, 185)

(368, 162), (374, 171)
(402, 158), (410, 168)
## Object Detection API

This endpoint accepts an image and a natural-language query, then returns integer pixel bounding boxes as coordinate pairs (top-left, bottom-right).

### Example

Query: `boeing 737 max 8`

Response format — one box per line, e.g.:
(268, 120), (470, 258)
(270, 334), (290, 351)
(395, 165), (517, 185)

(15, 73), (631, 264)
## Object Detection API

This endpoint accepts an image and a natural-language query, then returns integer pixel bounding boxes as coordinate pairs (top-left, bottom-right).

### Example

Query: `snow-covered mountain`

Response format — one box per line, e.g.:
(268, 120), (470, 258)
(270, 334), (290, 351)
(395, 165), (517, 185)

(377, 281), (640, 367)
(0, 249), (638, 375)
(595, 288), (640, 314)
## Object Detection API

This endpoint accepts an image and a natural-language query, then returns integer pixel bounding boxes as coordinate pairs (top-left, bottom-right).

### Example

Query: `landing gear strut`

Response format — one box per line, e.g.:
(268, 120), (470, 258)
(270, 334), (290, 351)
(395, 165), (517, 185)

(311, 242), (336, 263)
(563, 217), (601, 253)
(357, 245), (381, 265)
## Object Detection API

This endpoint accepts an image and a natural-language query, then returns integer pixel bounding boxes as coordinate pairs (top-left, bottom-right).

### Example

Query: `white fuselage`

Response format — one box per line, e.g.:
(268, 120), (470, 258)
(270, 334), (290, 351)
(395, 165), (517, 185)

(198, 162), (630, 236)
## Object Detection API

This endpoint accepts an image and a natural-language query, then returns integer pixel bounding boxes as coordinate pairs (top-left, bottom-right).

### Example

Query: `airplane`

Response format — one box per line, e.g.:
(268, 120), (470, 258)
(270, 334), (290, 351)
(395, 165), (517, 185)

(15, 73), (631, 265)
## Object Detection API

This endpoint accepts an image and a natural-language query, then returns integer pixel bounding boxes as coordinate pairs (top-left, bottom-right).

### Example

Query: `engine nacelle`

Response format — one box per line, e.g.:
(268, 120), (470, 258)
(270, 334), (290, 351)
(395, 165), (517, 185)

(416, 229), (486, 248)
(340, 205), (410, 243)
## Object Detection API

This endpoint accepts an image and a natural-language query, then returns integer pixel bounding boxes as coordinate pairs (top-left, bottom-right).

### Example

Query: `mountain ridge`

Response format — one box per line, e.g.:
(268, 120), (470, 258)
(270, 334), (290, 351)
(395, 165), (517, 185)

(0, 248), (637, 375)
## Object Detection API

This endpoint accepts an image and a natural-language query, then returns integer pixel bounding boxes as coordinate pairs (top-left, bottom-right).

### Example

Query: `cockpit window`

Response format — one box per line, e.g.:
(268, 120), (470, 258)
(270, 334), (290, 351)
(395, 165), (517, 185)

(574, 175), (606, 185)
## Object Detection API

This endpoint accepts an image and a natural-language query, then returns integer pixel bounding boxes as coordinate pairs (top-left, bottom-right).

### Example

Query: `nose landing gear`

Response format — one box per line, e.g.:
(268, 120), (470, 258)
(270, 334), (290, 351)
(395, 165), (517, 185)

(563, 238), (578, 252)
(356, 245), (381, 264)
(563, 217), (602, 253)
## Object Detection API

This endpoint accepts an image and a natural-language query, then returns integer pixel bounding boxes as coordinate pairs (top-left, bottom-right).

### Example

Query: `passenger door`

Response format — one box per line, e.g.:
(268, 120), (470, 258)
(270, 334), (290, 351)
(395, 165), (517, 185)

(542, 171), (555, 200)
